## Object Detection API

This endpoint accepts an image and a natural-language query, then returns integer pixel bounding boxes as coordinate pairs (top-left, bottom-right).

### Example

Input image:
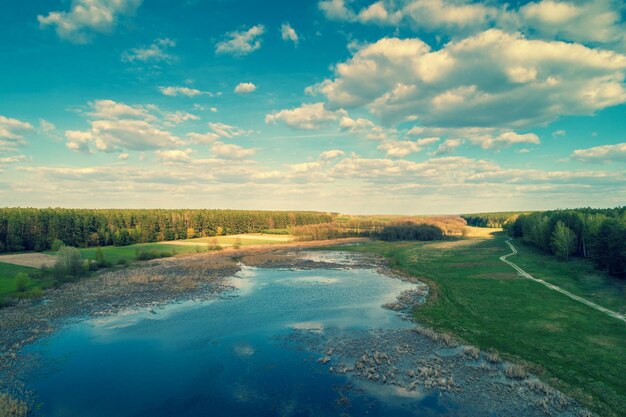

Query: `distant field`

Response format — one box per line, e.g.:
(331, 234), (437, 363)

(339, 234), (626, 417)
(165, 233), (293, 246)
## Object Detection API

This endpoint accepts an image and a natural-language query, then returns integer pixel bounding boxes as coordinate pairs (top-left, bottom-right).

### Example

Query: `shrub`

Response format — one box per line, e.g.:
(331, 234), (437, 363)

(15, 272), (29, 292)
(53, 246), (84, 281)
(116, 258), (129, 266)
(50, 239), (65, 252)
(135, 249), (173, 261)
(233, 238), (242, 250)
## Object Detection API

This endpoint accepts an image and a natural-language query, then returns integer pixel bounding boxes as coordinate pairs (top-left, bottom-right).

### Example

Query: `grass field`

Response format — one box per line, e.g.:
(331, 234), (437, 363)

(338, 233), (626, 417)
(0, 262), (54, 302)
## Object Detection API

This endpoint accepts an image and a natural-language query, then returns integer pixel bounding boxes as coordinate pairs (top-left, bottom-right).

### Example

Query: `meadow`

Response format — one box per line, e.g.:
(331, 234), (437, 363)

(338, 232), (626, 417)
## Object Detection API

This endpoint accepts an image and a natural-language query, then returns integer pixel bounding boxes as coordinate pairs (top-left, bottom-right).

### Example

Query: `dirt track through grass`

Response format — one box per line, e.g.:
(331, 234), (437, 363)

(501, 239), (626, 324)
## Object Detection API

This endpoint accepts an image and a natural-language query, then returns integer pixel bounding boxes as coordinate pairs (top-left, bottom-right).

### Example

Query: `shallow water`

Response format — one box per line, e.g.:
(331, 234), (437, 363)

(22, 252), (453, 417)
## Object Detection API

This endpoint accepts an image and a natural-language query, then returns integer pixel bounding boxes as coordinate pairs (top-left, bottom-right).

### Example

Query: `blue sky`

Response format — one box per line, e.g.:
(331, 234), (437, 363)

(0, 0), (624, 214)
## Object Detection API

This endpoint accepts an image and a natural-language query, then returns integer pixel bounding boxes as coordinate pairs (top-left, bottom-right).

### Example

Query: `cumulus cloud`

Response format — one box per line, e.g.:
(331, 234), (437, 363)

(312, 29), (626, 127)
(469, 131), (540, 150)
(320, 149), (345, 160)
(159, 86), (215, 97)
(281, 23), (299, 44)
(164, 111), (199, 125)
(520, 0), (626, 47)
(378, 137), (440, 157)
(318, 0), (626, 50)
(216, 25), (265, 57)
(65, 99), (182, 153)
(38, 0), (142, 43)
(571, 142), (626, 163)
(319, 0), (497, 32)
(266, 103), (346, 130)
(234, 82), (257, 94)
(211, 142), (256, 159)
(122, 38), (176, 63)
(155, 148), (193, 163)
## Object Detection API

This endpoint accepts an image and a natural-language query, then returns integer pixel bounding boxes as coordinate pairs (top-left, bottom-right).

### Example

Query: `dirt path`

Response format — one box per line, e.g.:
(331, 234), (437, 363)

(500, 239), (626, 324)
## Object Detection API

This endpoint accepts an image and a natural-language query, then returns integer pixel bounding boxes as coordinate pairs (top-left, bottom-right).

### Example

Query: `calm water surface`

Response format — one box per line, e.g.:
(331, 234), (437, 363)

(23, 252), (452, 417)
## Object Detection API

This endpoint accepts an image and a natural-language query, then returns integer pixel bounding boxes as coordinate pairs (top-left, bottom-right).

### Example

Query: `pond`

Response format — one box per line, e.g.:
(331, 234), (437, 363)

(22, 252), (453, 417)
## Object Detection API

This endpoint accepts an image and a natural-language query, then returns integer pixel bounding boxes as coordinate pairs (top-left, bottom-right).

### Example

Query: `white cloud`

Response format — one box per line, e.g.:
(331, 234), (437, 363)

(0, 155), (28, 164)
(280, 23), (299, 44)
(122, 38), (176, 63)
(155, 148), (193, 163)
(65, 100), (182, 153)
(234, 82), (257, 94)
(39, 119), (56, 133)
(320, 149), (345, 160)
(118, 153), (129, 160)
(313, 29), (626, 127)
(469, 131), (540, 150)
(207, 122), (252, 138)
(552, 129), (566, 137)
(164, 111), (199, 124)
(377, 137), (441, 157)
(319, 0), (355, 20)
(186, 132), (220, 144)
(159, 86), (214, 97)
(520, 0), (626, 47)
(38, 0), (142, 43)
(211, 142), (256, 159)
(215, 25), (265, 57)
(266, 103), (346, 130)
(571, 142), (626, 163)
(433, 138), (463, 155)
(0, 115), (32, 141)
(0, 115), (32, 152)
(319, 0), (497, 32)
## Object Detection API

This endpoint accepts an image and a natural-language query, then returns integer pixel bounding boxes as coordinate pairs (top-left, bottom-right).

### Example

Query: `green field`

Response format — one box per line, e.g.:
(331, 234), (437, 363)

(0, 262), (55, 303)
(339, 233), (626, 417)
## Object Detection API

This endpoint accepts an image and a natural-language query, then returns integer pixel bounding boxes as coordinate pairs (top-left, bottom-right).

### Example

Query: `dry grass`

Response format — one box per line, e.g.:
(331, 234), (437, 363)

(0, 253), (56, 268)
(0, 393), (27, 417)
(414, 327), (458, 347)
(505, 363), (528, 379)
(463, 345), (480, 359)
(462, 226), (502, 238)
(484, 350), (501, 364)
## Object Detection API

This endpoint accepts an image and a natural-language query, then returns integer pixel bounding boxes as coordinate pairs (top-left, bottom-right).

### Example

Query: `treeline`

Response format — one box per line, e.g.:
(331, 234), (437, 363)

(508, 207), (626, 279)
(290, 216), (465, 241)
(0, 208), (334, 252)
(462, 212), (529, 228)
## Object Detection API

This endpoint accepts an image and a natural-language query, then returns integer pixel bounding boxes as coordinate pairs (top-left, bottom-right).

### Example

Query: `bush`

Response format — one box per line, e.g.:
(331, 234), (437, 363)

(116, 258), (129, 266)
(53, 246), (84, 282)
(50, 239), (65, 252)
(135, 249), (173, 261)
(15, 272), (29, 292)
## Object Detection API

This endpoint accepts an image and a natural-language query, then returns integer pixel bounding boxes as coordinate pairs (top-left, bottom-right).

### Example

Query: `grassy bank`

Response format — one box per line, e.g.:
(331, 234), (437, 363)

(339, 233), (626, 417)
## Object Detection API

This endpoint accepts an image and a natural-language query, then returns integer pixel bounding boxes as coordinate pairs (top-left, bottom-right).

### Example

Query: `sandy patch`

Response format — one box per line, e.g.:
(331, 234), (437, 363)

(0, 253), (56, 268)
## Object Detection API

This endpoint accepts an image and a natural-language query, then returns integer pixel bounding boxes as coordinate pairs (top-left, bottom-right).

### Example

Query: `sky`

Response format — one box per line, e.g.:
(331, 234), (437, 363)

(0, 0), (625, 214)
